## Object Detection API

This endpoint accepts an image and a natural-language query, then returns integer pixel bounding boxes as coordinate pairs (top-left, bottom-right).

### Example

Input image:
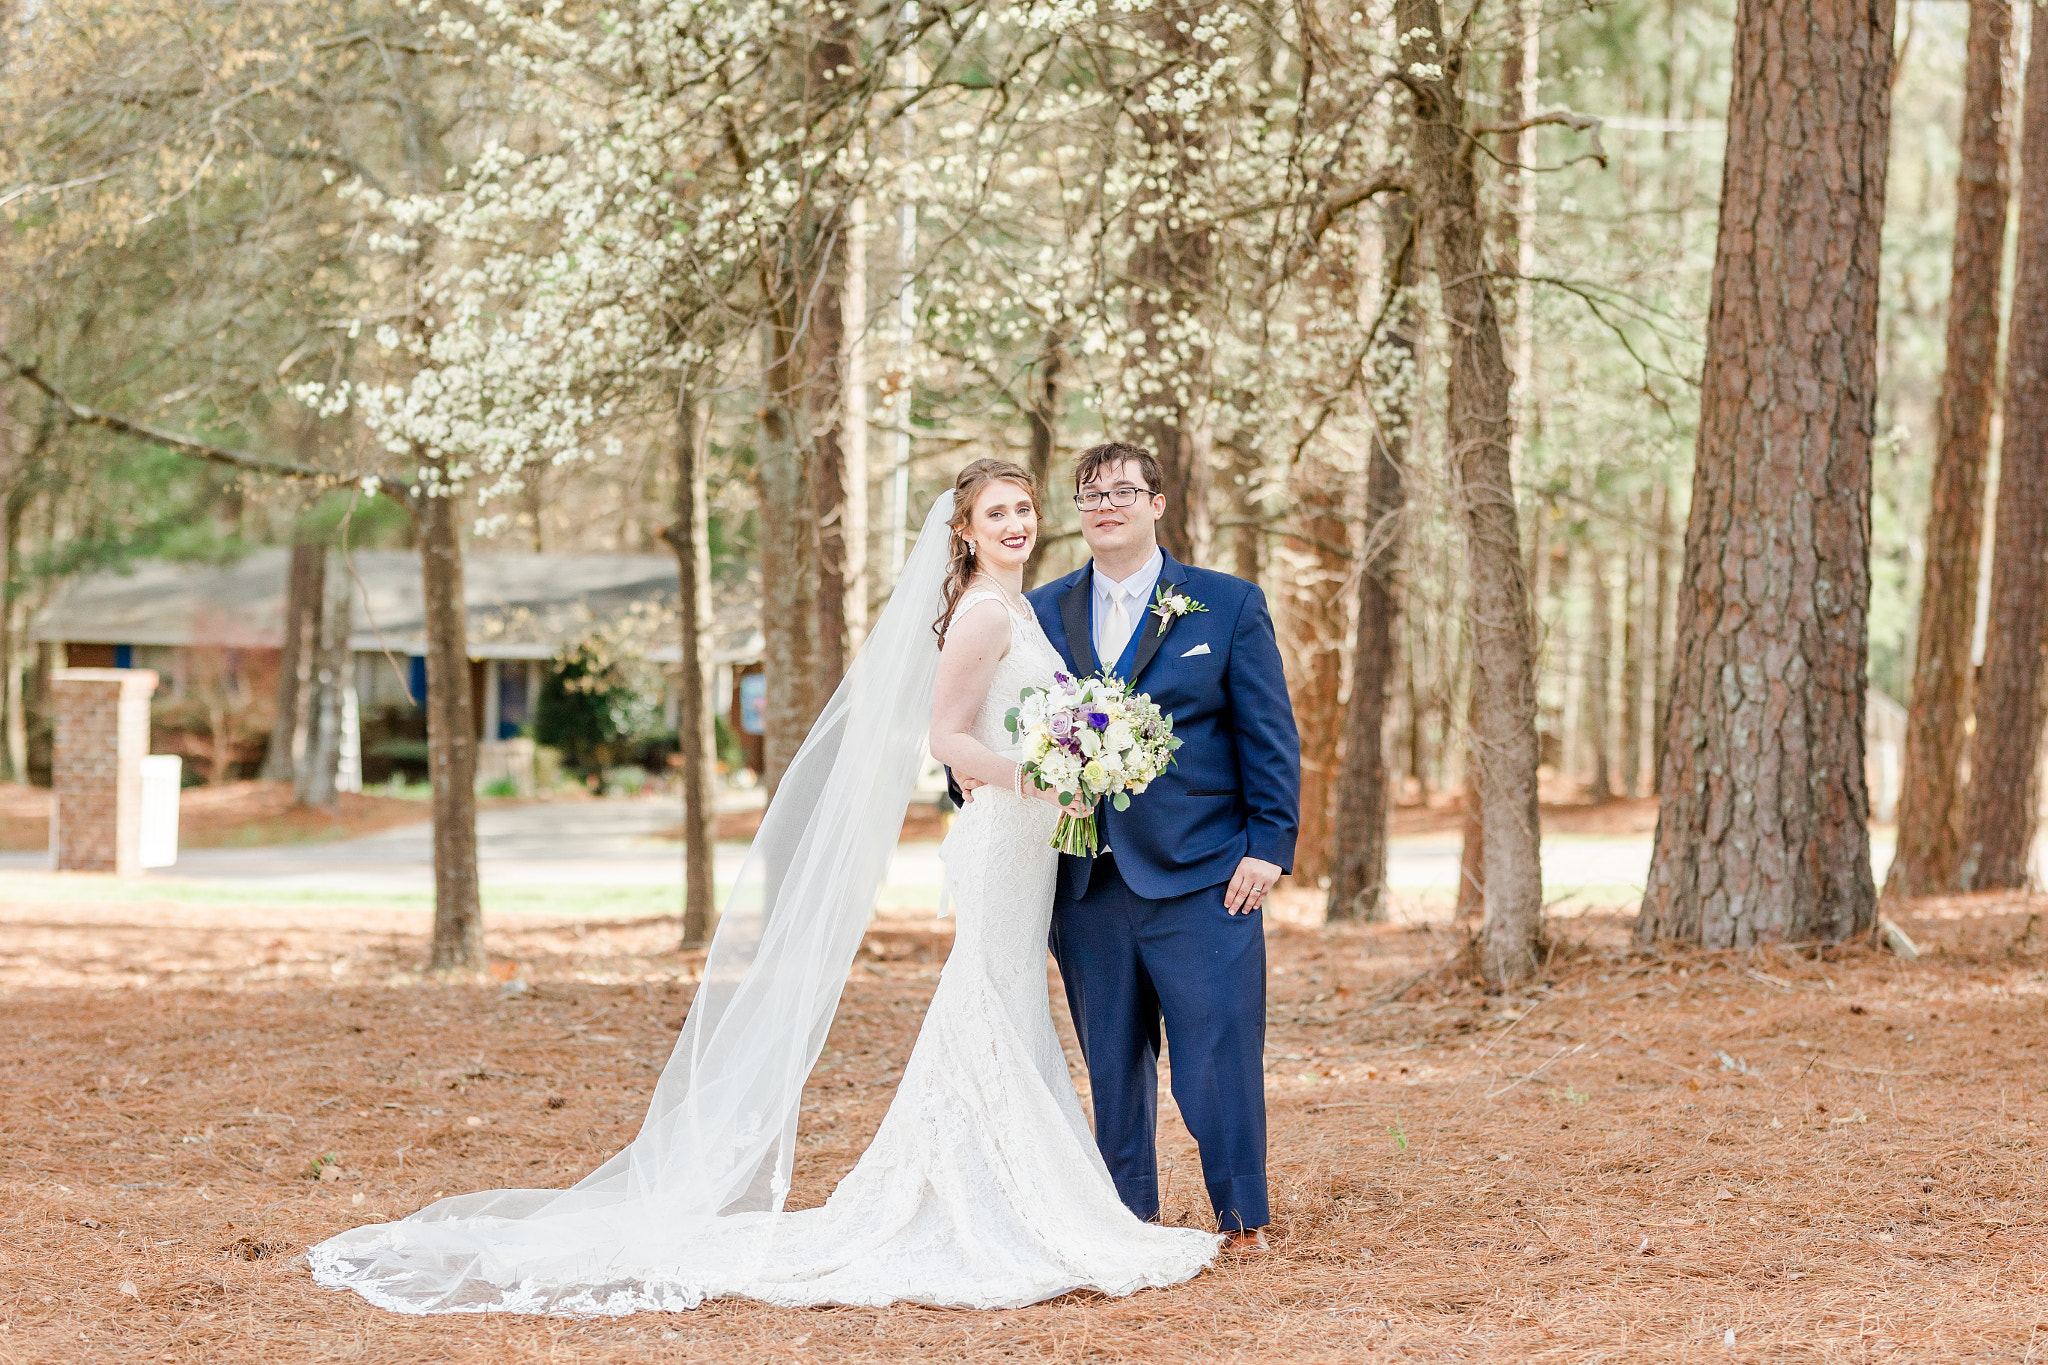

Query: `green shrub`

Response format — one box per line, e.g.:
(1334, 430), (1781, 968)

(534, 648), (663, 773)
(602, 765), (649, 797)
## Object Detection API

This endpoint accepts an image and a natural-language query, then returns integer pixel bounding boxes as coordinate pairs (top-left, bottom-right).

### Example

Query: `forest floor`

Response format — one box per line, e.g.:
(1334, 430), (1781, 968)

(2, 885), (2045, 1363)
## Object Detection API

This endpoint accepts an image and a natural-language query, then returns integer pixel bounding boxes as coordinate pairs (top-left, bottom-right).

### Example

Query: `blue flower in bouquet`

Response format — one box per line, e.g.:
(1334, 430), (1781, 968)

(1003, 672), (1183, 858)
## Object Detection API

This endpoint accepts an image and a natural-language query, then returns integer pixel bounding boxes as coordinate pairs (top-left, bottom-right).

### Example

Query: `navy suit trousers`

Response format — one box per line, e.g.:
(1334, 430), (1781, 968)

(1049, 854), (1269, 1231)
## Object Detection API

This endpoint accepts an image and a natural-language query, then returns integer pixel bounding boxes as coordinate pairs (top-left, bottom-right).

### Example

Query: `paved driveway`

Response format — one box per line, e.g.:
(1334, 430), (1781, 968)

(0, 800), (1943, 912)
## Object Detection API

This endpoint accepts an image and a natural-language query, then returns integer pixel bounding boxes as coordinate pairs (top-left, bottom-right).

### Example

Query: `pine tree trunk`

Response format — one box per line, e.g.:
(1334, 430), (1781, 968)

(1278, 452), (1351, 888)
(1398, 0), (1546, 984)
(1651, 477), (1674, 788)
(1639, 0), (1892, 948)
(663, 376), (719, 947)
(295, 550), (353, 810)
(261, 539), (324, 783)
(1023, 328), (1067, 589)
(0, 482), (24, 784)
(417, 478), (484, 971)
(1455, 691), (1485, 921)
(757, 312), (819, 797)
(1224, 440), (1264, 584)
(812, 225), (854, 696)
(1327, 197), (1418, 924)
(1962, 15), (2048, 892)
(843, 196), (870, 648)
(1584, 551), (1613, 802)
(1558, 526), (1583, 785)
(1620, 525), (1645, 798)
(1405, 612), (1430, 802)
(1890, 0), (2012, 899)
(1128, 10), (1215, 565)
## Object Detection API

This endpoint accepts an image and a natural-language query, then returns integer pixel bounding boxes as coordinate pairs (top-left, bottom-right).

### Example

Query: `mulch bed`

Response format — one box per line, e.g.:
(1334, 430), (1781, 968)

(2, 888), (2044, 1362)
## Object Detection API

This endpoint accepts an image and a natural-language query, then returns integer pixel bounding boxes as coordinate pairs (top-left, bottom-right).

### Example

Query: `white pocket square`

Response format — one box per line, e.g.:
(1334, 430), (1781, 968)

(1179, 642), (1212, 658)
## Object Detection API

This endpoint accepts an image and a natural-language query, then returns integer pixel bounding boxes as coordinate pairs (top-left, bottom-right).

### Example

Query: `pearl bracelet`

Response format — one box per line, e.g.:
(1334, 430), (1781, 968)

(1013, 761), (1025, 800)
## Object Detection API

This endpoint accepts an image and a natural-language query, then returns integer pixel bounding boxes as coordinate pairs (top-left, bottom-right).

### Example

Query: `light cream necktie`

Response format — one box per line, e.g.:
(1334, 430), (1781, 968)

(1103, 586), (1132, 667)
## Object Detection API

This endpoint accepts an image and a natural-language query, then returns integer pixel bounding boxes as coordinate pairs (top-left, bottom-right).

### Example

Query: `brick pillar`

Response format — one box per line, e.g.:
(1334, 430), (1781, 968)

(51, 668), (158, 874)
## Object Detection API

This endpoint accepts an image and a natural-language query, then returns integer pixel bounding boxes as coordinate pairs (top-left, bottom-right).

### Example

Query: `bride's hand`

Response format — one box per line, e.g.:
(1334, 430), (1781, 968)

(1034, 784), (1092, 820)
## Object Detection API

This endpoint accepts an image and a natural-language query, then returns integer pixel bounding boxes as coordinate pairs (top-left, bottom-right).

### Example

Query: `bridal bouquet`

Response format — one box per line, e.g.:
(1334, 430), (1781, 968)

(1005, 671), (1180, 857)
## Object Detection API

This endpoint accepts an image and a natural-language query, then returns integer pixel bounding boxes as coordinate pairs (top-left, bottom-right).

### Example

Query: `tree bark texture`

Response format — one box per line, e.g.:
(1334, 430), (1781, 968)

(261, 539), (324, 783)
(811, 222), (855, 696)
(1455, 691), (1486, 920)
(1223, 439), (1264, 584)
(0, 478), (26, 783)
(664, 378), (719, 947)
(416, 480), (484, 970)
(1398, 0), (1546, 984)
(1639, 0), (1892, 948)
(1962, 15), (2048, 892)
(1400, 0), (1540, 982)
(1127, 7), (1216, 565)
(294, 550), (353, 810)
(1890, 0), (2013, 899)
(1404, 613), (1429, 800)
(1585, 550), (1613, 801)
(1327, 197), (1418, 924)
(1277, 449), (1351, 887)
(758, 313), (819, 797)
(1651, 478), (1674, 788)
(1621, 529), (1645, 798)
(1023, 328), (1067, 589)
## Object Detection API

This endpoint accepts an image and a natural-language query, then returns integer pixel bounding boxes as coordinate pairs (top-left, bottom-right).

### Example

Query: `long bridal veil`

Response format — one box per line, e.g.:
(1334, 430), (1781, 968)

(310, 492), (960, 1314)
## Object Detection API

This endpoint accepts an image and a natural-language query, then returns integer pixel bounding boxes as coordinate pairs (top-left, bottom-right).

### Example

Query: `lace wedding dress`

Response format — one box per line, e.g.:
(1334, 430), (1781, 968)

(308, 568), (1218, 1314)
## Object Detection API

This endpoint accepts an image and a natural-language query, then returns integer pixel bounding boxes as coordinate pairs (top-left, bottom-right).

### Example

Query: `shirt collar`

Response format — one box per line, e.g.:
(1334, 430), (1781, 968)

(1093, 548), (1163, 602)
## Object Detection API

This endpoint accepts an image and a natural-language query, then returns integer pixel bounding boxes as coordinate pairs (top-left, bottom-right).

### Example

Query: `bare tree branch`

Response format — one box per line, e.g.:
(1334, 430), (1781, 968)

(2, 353), (410, 501)
(1466, 107), (1609, 172)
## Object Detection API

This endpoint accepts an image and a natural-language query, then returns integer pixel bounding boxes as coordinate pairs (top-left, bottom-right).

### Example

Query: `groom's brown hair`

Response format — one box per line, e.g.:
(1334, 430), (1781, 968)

(1073, 441), (1163, 496)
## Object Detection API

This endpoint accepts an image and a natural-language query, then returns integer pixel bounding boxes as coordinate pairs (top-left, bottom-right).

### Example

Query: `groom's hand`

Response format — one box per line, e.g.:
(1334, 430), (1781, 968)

(957, 775), (987, 804)
(1224, 857), (1282, 915)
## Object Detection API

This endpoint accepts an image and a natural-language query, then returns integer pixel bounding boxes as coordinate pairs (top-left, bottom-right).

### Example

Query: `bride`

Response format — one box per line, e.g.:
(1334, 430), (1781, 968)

(309, 458), (1222, 1314)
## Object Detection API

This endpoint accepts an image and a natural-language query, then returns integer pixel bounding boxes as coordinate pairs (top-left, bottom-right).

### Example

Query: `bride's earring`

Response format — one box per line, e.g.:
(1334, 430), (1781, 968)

(965, 537), (976, 558)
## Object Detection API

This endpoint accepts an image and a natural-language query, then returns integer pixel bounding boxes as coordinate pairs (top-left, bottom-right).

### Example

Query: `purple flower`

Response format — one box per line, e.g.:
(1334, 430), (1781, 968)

(1087, 711), (1110, 731)
(1050, 713), (1074, 739)
(1054, 670), (1072, 686)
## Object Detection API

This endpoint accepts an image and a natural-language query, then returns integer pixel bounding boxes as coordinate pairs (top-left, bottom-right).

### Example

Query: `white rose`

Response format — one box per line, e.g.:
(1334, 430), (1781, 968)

(1104, 721), (1135, 750)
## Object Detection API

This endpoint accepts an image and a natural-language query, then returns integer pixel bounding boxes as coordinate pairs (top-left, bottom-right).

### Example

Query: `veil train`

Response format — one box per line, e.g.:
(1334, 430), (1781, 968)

(309, 492), (961, 1313)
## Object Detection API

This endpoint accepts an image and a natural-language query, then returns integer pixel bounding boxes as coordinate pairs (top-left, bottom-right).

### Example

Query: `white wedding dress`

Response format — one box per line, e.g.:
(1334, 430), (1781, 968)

(308, 551), (1218, 1314)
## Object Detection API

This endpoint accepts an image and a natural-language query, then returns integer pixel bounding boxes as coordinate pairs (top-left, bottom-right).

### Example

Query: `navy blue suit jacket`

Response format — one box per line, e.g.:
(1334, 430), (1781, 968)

(1026, 551), (1301, 901)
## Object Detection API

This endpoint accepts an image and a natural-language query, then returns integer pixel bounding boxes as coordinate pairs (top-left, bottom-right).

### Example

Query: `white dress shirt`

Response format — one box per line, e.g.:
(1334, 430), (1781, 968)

(1092, 548), (1164, 672)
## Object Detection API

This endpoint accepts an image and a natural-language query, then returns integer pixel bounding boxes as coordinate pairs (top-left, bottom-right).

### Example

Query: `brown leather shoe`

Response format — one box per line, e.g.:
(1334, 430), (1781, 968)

(1222, 1228), (1270, 1255)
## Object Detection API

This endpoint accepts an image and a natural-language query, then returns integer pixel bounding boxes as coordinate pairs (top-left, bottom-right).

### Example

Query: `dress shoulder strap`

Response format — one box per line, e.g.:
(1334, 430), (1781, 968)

(952, 588), (1022, 622)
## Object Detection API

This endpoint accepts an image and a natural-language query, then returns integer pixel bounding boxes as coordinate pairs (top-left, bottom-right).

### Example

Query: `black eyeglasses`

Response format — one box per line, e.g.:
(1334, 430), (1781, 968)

(1073, 486), (1158, 511)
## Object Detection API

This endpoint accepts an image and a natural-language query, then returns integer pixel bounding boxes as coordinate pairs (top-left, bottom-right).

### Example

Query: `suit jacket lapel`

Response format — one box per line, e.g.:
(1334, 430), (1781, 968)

(1127, 551), (1189, 684)
(1059, 568), (1099, 676)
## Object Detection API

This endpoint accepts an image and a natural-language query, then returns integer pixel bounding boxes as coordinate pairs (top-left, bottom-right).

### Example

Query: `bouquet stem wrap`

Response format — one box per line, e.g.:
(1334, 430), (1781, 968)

(1052, 812), (1101, 858)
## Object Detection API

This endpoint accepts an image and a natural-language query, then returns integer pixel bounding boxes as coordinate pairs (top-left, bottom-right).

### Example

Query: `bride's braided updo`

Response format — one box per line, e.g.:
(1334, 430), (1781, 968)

(933, 457), (1040, 643)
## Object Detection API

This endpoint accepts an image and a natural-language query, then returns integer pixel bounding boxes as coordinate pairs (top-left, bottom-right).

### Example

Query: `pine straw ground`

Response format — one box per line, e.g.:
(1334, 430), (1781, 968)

(2, 884), (2046, 1363)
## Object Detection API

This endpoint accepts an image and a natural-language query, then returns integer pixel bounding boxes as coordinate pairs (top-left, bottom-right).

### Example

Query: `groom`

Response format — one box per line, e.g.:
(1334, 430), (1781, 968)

(1022, 442), (1299, 1251)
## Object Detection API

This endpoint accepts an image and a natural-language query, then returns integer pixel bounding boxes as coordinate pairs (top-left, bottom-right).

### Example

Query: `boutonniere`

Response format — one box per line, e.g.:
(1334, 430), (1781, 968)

(1151, 585), (1208, 626)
